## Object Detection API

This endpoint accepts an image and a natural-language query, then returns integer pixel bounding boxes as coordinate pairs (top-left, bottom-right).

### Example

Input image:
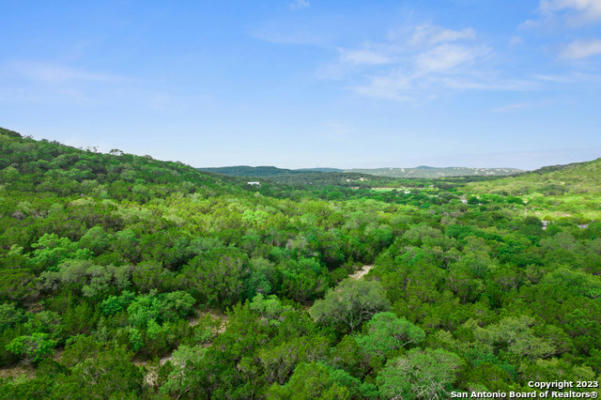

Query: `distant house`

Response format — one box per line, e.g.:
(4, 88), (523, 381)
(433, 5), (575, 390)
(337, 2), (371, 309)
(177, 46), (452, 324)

(247, 181), (261, 186)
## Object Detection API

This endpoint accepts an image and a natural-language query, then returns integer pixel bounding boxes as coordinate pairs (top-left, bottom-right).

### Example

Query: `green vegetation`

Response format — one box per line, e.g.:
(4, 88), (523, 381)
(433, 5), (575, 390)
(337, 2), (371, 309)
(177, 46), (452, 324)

(198, 165), (343, 177)
(469, 157), (601, 195)
(346, 166), (522, 178)
(199, 164), (522, 180)
(1, 127), (600, 398)
(468, 158), (601, 221)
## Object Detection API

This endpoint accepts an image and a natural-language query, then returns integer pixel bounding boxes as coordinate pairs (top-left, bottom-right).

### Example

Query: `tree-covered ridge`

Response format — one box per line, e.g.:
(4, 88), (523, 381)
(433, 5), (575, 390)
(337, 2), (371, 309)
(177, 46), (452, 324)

(199, 164), (522, 180)
(0, 127), (240, 200)
(467, 157), (601, 224)
(1, 129), (600, 399)
(468, 157), (601, 195)
(199, 165), (395, 187)
(345, 166), (522, 178)
(199, 165), (343, 177)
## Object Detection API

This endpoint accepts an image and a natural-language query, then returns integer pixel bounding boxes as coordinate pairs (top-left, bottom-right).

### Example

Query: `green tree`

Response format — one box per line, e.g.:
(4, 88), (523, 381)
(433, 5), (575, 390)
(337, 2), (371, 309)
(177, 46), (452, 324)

(310, 279), (389, 333)
(6, 332), (57, 363)
(79, 225), (110, 255)
(377, 348), (464, 400)
(183, 247), (249, 307)
(267, 362), (353, 400)
(160, 344), (207, 399)
(356, 311), (425, 360)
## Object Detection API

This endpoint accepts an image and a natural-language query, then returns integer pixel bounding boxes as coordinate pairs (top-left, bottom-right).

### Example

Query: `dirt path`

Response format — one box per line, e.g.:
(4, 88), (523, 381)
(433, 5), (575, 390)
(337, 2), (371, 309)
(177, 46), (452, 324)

(349, 264), (373, 280)
(144, 264), (373, 382)
(0, 365), (35, 380)
(8, 267), (372, 386)
(140, 309), (229, 387)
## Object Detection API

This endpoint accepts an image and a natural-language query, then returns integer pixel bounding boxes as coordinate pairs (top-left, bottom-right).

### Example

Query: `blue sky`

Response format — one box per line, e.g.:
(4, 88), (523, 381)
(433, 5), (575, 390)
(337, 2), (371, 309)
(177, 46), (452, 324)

(1, 0), (601, 169)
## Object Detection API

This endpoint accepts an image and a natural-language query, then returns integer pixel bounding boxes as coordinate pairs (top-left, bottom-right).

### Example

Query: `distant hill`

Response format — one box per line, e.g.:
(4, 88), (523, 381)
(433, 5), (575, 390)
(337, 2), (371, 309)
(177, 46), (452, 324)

(198, 166), (308, 177)
(468, 158), (601, 195)
(198, 165), (521, 180)
(264, 171), (393, 186)
(0, 127), (241, 198)
(197, 166), (394, 186)
(297, 168), (343, 173)
(344, 166), (522, 178)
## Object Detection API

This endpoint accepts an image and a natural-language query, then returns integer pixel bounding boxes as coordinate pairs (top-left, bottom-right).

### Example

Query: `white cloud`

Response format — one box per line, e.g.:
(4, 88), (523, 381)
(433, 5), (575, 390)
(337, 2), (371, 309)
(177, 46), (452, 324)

(14, 62), (120, 84)
(409, 24), (475, 45)
(353, 72), (413, 100)
(493, 103), (533, 112)
(326, 24), (511, 100)
(540, 0), (601, 22)
(534, 72), (601, 83)
(338, 48), (391, 65)
(415, 44), (481, 73)
(534, 74), (574, 83)
(440, 77), (535, 91)
(561, 38), (601, 58)
(289, 0), (310, 10)
(520, 0), (601, 29)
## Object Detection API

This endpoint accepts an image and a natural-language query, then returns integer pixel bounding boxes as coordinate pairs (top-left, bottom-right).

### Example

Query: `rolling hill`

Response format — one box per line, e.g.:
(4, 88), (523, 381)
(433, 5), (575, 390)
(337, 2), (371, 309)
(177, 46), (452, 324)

(0, 127), (242, 199)
(199, 165), (522, 180)
(344, 166), (522, 178)
(468, 157), (601, 195)
(197, 165), (308, 177)
(2, 127), (601, 397)
(197, 165), (388, 186)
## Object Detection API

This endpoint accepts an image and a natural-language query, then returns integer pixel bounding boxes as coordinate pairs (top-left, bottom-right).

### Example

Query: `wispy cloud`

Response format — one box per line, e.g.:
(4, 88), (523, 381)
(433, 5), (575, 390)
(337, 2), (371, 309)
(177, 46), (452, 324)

(325, 24), (528, 101)
(0, 60), (189, 112)
(534, 72), (601, 84)
(415, 44), (484, 73)
(493, 102), (534, 112)
(522, 0), (601, 28)
(338, 48), (391, 65)
(561, 38), (601, 58)
(353, 72), (413, 100)
(13, 62), (121, 84)
(540, 0), (601, 23)
(409, 24), (475, 46)
(440, 77), (535, 91)
(533, 74), (574, 83)
(289, 0), (310, 11)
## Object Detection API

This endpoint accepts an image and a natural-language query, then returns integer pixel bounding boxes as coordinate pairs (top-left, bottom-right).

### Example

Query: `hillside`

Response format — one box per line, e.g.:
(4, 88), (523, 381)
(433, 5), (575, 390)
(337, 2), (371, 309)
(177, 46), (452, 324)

(198, 165), (304, 177)
(345, 166), (522, 178)
(198, 165), (395, 187)
(468, 157), (601, 195)
(0, 127), (241, 200)
(198, 165), (344, 176)
(200, 164), (522, 180)
(1, 128), (601, 398)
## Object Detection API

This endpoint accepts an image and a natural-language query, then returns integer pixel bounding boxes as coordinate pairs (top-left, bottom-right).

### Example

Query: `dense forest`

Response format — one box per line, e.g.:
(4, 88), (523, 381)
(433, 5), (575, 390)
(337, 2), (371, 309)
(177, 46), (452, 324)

(198, 166), (343, 177)
(345, 166), (522, 178)
(1, 127), (600, 399)
(199, 165), (522, 179)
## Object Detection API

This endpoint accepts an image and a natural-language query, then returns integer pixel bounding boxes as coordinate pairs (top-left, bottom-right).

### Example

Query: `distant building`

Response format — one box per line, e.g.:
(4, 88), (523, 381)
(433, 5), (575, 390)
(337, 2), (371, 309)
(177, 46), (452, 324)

(247, 181), (261, 186)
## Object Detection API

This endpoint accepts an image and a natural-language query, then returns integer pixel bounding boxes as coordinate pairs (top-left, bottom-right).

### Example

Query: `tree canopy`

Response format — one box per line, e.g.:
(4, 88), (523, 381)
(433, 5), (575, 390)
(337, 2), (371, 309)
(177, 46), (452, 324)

(1, 128), (601, 398)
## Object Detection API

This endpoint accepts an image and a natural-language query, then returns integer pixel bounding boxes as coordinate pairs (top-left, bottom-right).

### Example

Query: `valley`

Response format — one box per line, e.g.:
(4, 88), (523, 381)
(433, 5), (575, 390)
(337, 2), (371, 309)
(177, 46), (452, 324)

(1, 127), (600, 398)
